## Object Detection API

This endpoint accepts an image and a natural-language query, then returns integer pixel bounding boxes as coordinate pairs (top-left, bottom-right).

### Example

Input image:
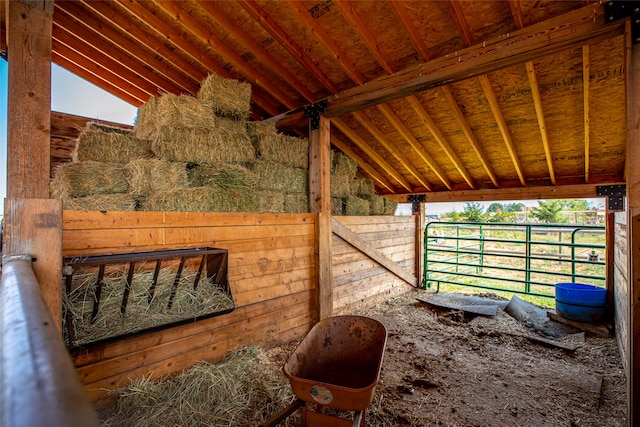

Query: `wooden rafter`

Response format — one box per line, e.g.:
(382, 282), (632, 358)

(52, 6), (184, 97)
(195, 1), (316, 103)
(510, 1), (555, 185)
(330, 2), (457, 189)
(329, 135), (396, 193)
(352, 112), (432, 191)
(479, 75), (526, 186)
(332, 118), (414, 192)
(154, 0), (297, 109)
(583, 45), (591, 183)
(64, 1), (196, 95)
(450, 0), (527, 186)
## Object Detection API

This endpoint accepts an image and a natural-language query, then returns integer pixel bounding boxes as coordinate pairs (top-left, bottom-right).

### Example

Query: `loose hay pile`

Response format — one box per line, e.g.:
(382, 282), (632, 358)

(99, 346), (295, 427)
(51, 72), (397, 215)
(64, 265), (234, 347)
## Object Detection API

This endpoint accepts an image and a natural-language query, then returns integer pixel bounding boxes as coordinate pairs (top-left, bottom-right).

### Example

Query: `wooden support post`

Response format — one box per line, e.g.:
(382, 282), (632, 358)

(606, 210), (615, 322)
(415, 203), (425, 287)
(6, 0), (53, 199)
(309, 115), (333, 320)
(625, 21), (640, 425)
(4, 199), (63, 330)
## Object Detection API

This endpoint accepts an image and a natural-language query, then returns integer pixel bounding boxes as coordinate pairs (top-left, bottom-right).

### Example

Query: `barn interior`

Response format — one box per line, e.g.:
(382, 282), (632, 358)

(0, 0), (638, 425)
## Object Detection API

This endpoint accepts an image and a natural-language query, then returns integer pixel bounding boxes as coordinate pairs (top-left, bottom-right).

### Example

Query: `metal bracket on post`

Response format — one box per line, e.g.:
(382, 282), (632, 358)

(407, 194), (426, 214)
(303, 100), (327, 131)
(605, 1), (640, 44)
(596, 184), (626, 211)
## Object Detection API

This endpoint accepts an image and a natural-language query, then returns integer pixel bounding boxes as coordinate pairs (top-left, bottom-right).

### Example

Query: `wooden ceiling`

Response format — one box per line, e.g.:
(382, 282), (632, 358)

(0, 1), (630, 197)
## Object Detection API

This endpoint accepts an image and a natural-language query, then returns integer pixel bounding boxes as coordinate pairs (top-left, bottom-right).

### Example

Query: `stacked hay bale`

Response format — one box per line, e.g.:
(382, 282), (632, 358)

(249, 121), (309, 213)
(50, 123), (151, 211)
(50, 73), (397, 215)
(330, 150), (397, 215)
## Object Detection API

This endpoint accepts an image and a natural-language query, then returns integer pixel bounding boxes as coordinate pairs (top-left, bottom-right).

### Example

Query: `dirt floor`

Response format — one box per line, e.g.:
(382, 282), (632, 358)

(267, 289), (627, 427)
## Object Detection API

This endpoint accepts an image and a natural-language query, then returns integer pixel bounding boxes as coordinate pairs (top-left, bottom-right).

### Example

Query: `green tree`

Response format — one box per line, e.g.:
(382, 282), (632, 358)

(461, 202), (486, 222)
(559, 199), (589, 211)
(486, 202), (504, 213)
(505, 202), (525, 212)
(530, 200), (566, 224)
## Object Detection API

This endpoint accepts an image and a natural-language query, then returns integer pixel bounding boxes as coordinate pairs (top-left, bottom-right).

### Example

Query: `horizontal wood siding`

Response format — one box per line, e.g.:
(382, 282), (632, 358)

(62, 211), (317, 405)
(614, 212), (628, 374)
(332, 216), (416, 315)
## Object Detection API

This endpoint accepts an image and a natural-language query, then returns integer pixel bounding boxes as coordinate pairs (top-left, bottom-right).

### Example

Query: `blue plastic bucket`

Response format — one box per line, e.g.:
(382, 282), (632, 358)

(555, 283), (606, 323)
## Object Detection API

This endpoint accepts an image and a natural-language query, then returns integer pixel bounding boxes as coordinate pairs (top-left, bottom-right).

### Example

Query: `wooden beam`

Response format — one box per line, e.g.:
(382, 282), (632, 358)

(309, 116), (333, 320)
(329, 135), (396, 194)
(196, 1), (316, 103)
(480, 75), (527, 186)
(4, 199), (63, 329)
(6, 1), (53, 199)
(331, 118), (415, 192)
(397, 183), (608, 204)
(405, 97), (474, 189)
(352, 112), (432, 191)
(625, 19), (640, 425)
(583, 45), (591, 183)
(332, 218), (417, 287)
(272, 4), (621, 129)
(526, 61), (556, 184)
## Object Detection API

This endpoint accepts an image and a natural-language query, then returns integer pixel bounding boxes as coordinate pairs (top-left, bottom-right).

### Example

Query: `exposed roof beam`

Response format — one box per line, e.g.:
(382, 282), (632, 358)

(392, 1), (494, 187)
(352, 112), (432, 191)
(526, 61), (556, 185)
(451, 0), (526, 186)
(479, 75), (526, 186)
(154, 0), (296, 110)
(332, 118), (415, 192)
(329, 135), (396, 193)
(271, 4), (620, 128)
(583, 45), (591, 183)
(195, 1), (316, 103)
(332, 0), (450, 189)
(510, 1), (555, 185)
(405, 98), (474, 189)
(53, 5), (184, 97)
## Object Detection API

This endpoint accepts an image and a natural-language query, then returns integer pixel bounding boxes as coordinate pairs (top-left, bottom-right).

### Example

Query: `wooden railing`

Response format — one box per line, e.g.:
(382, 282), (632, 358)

(1, 254), (99, 427)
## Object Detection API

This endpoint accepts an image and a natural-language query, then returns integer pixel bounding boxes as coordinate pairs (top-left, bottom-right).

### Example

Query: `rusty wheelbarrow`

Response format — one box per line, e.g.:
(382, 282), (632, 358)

(260, 315), (387, 427)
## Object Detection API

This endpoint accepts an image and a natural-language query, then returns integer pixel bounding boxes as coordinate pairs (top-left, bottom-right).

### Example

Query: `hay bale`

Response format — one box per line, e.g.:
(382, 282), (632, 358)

(63, 266), (234, 347)
(257, 191), (285, 213)
(140, 186), (257, 213)
(134, 95), (160, 139)
(62, 194), (137, 211)
(368, 194), (386, 215)
(253, 161), (308, 193)
(384, 197), (398, 215)
(197, 73), (252, 119)
(152, 119), (255, 165)
(331, 197), (344, 216)
(344, 195), (370, 216)
(330, 174), (354, 197)
(246, 121), (278, 146)
(356, 178), (375, 198)
(187, 163), (258, 192)
(51, 161), (128, 198)
(126, 159), (189, 197)
(253, 129), (309, 168)
(98, 346), (294, 427)
(284, 193), (309, 213)
(331, 150), (358, 177)
(76, 126), (152, 163)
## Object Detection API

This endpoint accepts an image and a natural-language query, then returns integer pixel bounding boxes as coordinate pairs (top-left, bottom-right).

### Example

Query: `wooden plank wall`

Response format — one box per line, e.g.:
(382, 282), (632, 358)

(614, 211), (629, 375)
(332, 216), (416, 314)
(62, 211), (317, 405)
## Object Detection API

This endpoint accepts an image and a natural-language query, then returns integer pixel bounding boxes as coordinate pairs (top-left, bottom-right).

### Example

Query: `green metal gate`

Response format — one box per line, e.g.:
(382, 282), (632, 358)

(422, 221), (606, 298)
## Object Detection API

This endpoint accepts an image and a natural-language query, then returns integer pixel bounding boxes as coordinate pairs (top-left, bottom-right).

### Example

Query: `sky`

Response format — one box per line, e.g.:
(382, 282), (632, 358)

(0, 60), (137, 201)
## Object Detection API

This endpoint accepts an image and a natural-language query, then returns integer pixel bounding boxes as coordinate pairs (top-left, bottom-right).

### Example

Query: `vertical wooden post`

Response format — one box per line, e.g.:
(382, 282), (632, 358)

(606, 210), (615, 321)
(309, 115), (333, 320)
(6, 0), (53, 199)
(625, 20), (640, 425)
(5, 2), (61, 328)
(414, 203), (425, 287)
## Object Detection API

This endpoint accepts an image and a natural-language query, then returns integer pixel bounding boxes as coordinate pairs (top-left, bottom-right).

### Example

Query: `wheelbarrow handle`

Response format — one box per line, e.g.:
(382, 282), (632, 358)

(259, 399), (305, 427)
